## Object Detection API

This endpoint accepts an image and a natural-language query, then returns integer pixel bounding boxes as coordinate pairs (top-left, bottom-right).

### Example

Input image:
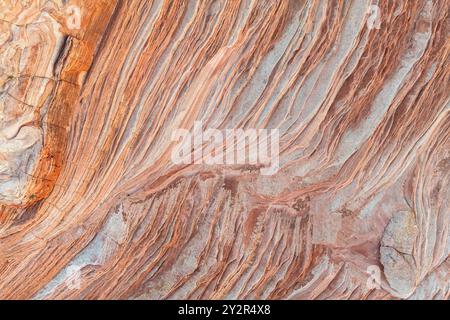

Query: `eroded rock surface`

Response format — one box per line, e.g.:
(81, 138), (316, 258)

(0, 0), (65, 204)
(380, 211), (418, 297)
(0, 0), (448, 300)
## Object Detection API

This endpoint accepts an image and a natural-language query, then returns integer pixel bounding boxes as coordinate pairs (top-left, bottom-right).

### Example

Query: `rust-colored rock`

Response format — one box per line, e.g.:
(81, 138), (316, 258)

(0, 0), (449, 300)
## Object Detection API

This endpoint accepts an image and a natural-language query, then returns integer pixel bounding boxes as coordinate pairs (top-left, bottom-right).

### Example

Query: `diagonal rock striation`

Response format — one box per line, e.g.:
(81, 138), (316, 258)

(0, 0), (448, 300)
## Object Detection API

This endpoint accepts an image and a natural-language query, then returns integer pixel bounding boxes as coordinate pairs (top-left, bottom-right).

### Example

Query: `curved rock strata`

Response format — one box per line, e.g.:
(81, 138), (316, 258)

(0, 0), (449, 300)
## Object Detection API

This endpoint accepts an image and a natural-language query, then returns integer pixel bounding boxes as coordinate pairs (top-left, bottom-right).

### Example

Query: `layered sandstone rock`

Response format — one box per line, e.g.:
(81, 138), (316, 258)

(0, 0), (448, 300)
